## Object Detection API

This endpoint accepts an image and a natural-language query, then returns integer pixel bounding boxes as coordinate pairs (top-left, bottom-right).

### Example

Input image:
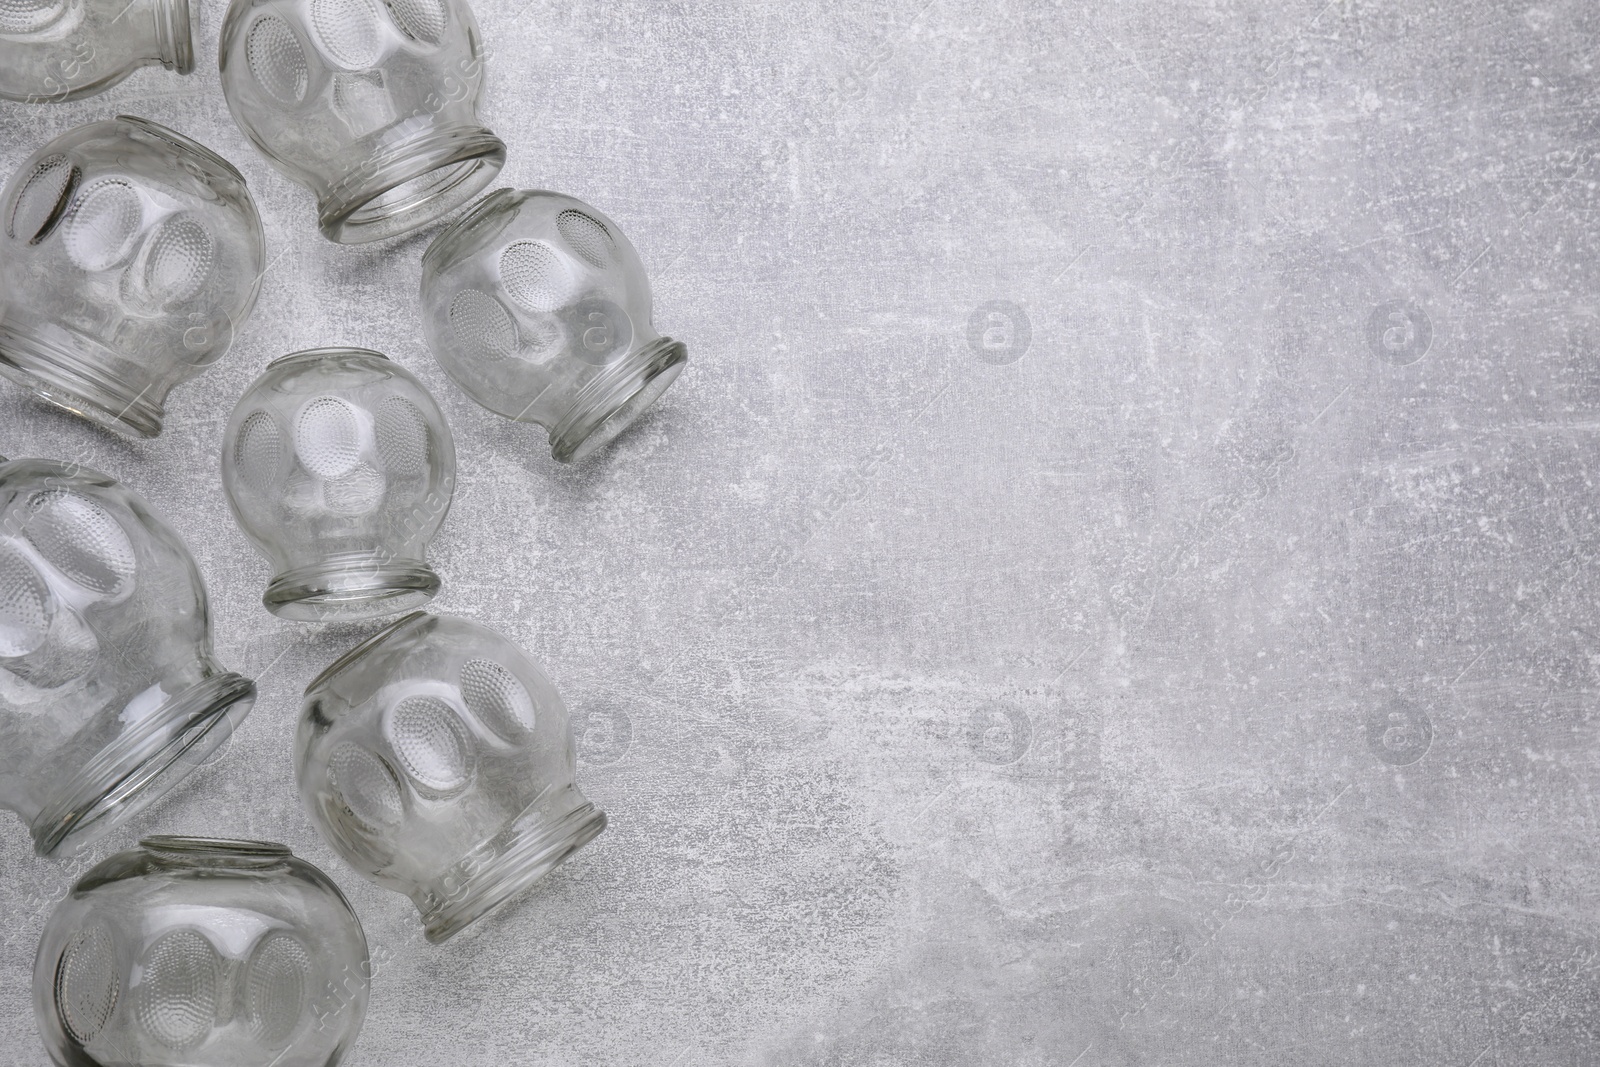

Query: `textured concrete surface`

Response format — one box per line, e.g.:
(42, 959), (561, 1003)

(4, 0), (1600, 1062)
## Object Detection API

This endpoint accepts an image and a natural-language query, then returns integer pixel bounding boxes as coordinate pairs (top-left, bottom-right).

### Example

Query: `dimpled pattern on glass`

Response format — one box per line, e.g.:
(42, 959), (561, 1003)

(245, 933), (313, 1044)
(9, 155), (77, 243)
(124, 214), (217, 310)
(328, 741), (405, 831)
(24, 491), (137, 599)
(383, 0), (443, 41)
(246, 15), (309, 105)
(0, 541), (50, 658)
(0, 0), (65, 35)
(460, 657), (535, 740)
(53, 924), (120, 1046)
(387, 695), (475, 796)
(135, 929), (219, 1050)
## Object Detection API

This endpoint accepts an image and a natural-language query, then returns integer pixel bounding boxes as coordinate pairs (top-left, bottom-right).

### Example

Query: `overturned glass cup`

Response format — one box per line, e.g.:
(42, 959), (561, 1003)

(297, 612), (607, 942)
(0, 457), (256, 857)
(420, 189), (688, 462)
(0, 117), (265, 438)
(218, 0), (503, 242)
(221, 347), (456, 621)
(34, 836), (369, 1066)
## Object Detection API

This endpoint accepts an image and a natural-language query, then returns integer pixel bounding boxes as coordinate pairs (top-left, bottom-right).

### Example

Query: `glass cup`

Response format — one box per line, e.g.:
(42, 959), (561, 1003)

(419, 188), (688, 462)
(0, 457), (256, 857)
(34, 836), (369, 1066)
(221, 347), (456, 621)
(218, 0), (503, 243)
(0, 116), (266, 438)
(0, 0), (192, 103)
(297, 612), (607, 942)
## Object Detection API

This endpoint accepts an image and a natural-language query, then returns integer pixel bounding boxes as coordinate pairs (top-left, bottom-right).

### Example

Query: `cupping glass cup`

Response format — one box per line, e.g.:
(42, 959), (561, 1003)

(221, 347), (456, 621)
(297, 612), (607, 942)
(218, 0), (504, 243)
(419, 189), (688, 462)
(34, 836), (369, 1066)
(0, 457), (256, 857)
(0, 117), (266, 438)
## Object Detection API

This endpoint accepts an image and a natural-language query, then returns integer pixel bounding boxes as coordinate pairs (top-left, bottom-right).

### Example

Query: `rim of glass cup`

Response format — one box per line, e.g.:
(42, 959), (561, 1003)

(32, 673), (258, 857)
(319, 125), (506, 245)
(118, 115), (243, 179)
(305, 609), (426, 693)
(418, 792), (606, 942)
(140, 835), (294, 868)
(548, 337), (688, 463)
(267, 346), (390, 369)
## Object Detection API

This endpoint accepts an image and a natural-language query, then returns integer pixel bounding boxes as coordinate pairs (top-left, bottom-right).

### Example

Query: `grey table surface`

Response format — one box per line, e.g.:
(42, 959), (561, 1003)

(3, 0), (1600, 1063)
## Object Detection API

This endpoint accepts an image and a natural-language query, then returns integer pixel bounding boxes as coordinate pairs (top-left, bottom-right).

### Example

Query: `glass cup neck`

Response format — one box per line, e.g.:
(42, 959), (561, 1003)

(149, 0), (194, 73)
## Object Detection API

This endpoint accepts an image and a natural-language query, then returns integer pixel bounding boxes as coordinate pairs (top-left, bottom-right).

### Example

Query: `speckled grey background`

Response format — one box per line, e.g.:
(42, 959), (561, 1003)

(3, 0), (1600, 1062)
